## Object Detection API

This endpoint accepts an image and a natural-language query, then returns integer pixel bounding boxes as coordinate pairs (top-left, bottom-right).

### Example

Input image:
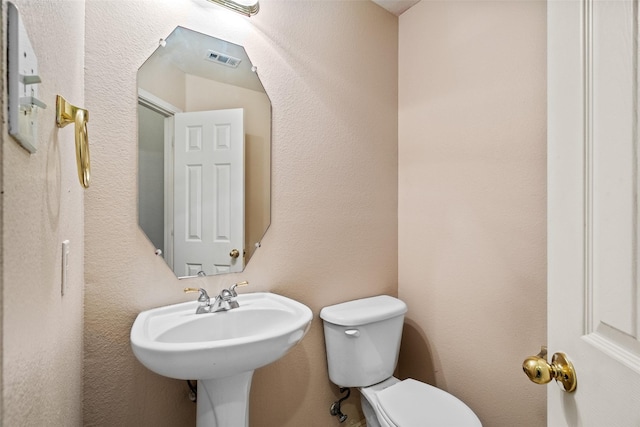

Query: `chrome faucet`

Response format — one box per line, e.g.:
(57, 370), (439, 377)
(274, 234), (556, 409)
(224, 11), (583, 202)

(210, 288), (234, 312)
(210, 281), (249, 311)
(184, 281), (249, 314)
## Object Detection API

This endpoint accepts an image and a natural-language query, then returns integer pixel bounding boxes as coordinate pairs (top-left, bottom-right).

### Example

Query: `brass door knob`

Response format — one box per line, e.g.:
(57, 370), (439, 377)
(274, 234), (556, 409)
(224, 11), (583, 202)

(522, 346), (577, 393)
(230, 249), (240, 258)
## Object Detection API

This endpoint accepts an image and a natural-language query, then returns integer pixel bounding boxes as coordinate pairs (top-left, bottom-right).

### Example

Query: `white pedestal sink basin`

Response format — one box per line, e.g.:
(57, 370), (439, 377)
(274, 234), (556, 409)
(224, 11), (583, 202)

(130, 292), (312, 427)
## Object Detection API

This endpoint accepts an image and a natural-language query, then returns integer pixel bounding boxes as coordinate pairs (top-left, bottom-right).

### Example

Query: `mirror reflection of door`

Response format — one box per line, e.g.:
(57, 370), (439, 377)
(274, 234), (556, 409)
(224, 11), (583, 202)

(173, 109), (245, 276)
(137, 27), (271, 278)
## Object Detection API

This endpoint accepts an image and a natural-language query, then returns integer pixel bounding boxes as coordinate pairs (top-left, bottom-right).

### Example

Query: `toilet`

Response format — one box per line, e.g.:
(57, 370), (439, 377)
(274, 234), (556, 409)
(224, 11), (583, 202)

(320, 295), (482, 427)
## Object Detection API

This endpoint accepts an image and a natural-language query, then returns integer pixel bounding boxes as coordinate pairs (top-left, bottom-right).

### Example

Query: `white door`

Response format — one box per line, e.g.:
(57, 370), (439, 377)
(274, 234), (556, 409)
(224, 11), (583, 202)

(548, 0), (640, 424)
(173, 109), (245, 277)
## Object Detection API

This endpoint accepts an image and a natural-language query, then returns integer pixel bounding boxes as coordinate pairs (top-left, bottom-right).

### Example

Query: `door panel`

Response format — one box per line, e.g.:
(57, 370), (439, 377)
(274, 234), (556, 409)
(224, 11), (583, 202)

(590, 0), (637, 343)
(548, 0), (640, 424)
(173, 109), (245, 277)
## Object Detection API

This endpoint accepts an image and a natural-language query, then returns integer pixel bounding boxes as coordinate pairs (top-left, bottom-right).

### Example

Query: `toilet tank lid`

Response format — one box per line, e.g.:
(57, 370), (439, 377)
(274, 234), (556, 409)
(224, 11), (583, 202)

(320, 295), (407, 326)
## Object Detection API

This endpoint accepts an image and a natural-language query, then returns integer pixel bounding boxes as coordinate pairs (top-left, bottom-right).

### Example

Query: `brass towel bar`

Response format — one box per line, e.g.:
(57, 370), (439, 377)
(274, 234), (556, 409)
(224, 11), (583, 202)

(56, 95), (90, 188)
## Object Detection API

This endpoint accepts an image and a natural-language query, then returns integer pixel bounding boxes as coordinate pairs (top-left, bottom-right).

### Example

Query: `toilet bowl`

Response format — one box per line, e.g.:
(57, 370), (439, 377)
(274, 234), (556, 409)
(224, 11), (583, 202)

(359, 377), (481, 427)
(320, 295), (482, 427)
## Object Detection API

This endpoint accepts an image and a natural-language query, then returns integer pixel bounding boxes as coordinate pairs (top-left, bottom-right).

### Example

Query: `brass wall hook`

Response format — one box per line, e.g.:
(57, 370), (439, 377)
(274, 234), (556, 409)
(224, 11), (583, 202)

(522, 346), (577, 393)
(56, 95), (90, 188)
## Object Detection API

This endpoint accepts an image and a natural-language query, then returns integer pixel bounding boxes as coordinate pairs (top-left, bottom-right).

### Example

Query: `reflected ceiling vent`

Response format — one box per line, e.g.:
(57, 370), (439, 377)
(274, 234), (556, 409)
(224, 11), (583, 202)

(206, 50), (242, 68)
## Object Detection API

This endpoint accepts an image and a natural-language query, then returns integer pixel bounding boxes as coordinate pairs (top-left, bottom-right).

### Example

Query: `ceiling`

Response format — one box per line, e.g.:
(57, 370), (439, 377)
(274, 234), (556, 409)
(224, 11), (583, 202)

(370, 0), (421, 16)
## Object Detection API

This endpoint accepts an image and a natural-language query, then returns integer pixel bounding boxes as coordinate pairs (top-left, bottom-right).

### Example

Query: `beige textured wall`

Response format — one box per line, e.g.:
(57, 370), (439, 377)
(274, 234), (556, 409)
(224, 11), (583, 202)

(398, 1), (547, 426)
(1, 0), (85, 425)
(84, 0), (397, 425)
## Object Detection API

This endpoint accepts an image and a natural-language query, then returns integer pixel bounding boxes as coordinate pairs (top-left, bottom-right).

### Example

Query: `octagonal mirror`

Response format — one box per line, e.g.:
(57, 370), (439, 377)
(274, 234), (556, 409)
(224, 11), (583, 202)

(137, 27), (271, 278)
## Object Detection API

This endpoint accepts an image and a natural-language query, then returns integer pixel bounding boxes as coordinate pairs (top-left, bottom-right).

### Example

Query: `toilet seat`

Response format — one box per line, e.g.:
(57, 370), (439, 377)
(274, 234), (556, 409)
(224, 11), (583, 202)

(375, 379), (482, 427)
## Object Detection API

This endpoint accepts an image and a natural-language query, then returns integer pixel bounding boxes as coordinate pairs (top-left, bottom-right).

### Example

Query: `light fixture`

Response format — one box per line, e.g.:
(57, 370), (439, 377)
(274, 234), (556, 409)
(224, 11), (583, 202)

(207, 0), (259, 16)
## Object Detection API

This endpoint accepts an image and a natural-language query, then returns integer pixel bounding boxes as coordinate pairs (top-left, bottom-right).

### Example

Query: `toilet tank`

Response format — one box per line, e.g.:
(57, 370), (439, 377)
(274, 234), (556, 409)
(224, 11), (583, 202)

(320, 295), (408, 387)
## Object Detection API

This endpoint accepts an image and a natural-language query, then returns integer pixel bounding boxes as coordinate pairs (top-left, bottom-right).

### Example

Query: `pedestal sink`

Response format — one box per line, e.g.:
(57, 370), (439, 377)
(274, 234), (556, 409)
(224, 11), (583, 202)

(130, 292), (312, 427)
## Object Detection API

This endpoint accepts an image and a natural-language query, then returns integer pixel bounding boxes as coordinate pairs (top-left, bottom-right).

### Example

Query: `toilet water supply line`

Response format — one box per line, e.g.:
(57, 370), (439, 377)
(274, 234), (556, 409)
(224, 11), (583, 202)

(330, 387), (351, 423)
(187, 380), (197, 403)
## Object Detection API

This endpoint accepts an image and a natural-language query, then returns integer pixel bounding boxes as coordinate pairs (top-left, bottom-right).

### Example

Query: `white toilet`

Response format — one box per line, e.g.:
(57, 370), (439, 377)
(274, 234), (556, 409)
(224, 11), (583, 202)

(320, 295), (482, 427)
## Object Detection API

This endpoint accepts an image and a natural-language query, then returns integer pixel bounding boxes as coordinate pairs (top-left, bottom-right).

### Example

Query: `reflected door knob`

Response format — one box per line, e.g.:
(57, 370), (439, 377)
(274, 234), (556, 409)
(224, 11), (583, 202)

(229, 249), (240, 258)
(522, 346), (577, 392)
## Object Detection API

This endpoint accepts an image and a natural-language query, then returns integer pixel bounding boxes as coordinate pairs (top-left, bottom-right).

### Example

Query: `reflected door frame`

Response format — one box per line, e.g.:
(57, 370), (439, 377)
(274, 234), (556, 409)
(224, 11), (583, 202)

(138, 89), (183, 270)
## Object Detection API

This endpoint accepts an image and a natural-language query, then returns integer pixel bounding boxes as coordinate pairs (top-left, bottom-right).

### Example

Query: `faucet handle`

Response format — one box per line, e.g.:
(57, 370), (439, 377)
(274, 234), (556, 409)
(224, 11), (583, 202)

(229, 280), (249, 296)
(184, 287), (210, 303)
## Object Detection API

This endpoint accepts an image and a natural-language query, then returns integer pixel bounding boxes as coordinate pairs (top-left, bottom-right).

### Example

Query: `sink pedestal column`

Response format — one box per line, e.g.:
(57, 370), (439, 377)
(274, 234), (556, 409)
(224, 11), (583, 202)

(197, 371), (254, 427)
